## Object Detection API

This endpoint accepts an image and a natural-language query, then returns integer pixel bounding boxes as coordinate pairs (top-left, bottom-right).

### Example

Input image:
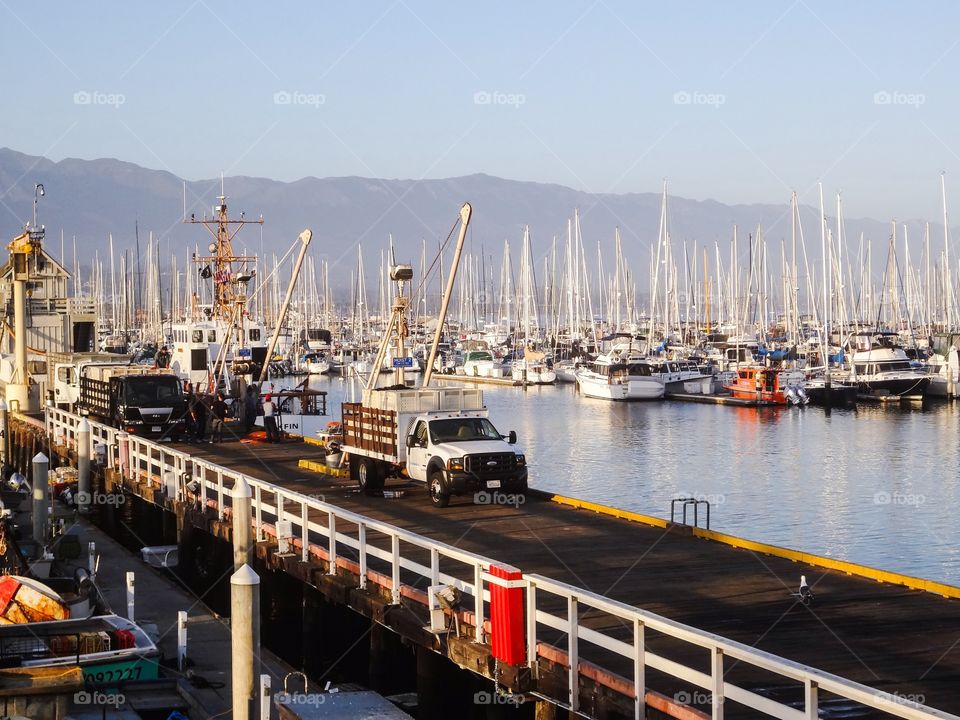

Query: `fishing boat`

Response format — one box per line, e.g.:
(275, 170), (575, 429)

(848, 332), (930, 400)
(0, 614), (160, 683)
(724, 366), (808, 405)
(575, 359), (664, 401)
(168, 189), (271, 392)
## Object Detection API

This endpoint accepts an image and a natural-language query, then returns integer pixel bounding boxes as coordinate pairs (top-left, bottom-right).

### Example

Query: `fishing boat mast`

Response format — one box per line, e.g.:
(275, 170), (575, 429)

(183, 179), (263, 327)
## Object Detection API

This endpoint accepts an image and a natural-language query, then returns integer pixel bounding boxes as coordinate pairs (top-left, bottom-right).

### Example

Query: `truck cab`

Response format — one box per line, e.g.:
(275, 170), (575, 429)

(405, 414), (527, 507)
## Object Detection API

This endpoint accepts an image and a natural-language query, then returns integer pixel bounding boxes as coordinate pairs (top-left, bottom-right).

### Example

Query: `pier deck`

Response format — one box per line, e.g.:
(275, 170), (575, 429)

(177, 438), (960, 714)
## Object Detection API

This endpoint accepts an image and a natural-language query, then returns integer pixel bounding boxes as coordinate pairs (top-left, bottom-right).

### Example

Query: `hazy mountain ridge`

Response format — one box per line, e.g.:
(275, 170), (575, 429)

(0, 147), (947, 291)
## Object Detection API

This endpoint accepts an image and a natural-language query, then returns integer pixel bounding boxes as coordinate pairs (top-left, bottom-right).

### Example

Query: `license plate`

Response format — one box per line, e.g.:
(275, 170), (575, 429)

(151, 426), (161, 432)
(486, 480), (501, 489)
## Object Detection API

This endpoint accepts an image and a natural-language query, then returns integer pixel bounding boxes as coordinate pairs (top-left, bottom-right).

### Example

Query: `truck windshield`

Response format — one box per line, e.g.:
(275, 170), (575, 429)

(430, 418), (502, 443)
(124, 378), (183, 406)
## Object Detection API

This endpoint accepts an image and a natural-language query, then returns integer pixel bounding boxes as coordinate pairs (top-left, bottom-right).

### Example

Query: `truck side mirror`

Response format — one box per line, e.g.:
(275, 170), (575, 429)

(406, 435), (414, 448)
(507, 430), (517, 445)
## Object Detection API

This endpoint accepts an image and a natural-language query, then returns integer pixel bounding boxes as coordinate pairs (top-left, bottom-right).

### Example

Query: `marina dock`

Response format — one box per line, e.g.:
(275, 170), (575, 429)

(26, 408), (960, 720)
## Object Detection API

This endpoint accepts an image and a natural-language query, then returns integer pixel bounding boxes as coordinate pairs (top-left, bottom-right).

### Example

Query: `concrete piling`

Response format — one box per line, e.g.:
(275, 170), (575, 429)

(31, 452), (49, 547)
(231, 564), (261, 720)
(77, 418), (91, 513)
(232, 476), (253, 571)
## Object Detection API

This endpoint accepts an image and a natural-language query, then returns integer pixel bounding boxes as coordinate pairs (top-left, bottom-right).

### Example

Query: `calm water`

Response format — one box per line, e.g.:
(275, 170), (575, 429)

(305, 375), (960, 585)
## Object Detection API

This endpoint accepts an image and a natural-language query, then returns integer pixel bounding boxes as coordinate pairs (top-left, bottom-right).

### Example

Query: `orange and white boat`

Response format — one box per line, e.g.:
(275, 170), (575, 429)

(723, 366), (808, 405)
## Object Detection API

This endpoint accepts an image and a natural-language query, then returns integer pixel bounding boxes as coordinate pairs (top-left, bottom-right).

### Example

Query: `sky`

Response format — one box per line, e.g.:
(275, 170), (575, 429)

(3, 1), (960, 220)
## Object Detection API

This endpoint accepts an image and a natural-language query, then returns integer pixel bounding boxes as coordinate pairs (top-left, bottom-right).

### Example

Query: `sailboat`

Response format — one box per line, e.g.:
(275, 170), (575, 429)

(510, 226), (556, 384)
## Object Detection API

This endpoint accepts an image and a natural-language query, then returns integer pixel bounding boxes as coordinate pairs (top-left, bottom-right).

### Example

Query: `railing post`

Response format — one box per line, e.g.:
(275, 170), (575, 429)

(117, 432), (130, 481)
(568, 595), (579, 712)
(804, 680), (818, 720)
(391, 534), (401, 605)
(634, 618), (645, 720)
(327, 511), (337, 573)
(430, 548), (439, 586)
(711, 647), (724, 720)
(526, 581), (537, 670)
(301, 504), (309, 563)
(217, 470), (225, 520)
(358, 523), (367, 589)
(254, 484), (263, 540)
(474, 564), (484, 643)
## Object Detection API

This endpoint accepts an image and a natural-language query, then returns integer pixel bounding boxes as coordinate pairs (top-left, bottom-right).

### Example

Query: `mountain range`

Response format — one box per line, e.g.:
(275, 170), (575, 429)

(0, 147), (949, 293)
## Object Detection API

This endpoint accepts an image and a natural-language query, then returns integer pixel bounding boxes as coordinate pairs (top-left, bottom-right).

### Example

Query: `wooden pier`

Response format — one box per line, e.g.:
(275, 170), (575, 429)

(29, 409), (960, 720)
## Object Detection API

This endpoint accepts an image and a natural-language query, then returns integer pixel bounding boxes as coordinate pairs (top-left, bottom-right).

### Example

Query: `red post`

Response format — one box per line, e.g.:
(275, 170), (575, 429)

(489, 564), (525, 665)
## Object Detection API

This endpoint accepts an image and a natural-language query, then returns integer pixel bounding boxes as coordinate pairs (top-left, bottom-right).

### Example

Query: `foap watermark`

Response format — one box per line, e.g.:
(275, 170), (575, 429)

(74, 690), (125, 708)
(677, 491), (726, 505)
(473, 90), (526, 108)
(874, 490), (925, 507)
(76, 491), (126, 507)
(273, 90), (326, 108)
(878, 692), (926, 709)
(73, 90), (125, 108)
(673, 90), (725, 108)
(474, 490), (526, 507)
(275, 692), (328, 707)
(873, 90), (925, 108)
(474, 690), (523, 707)
(675, 690), (721, 707)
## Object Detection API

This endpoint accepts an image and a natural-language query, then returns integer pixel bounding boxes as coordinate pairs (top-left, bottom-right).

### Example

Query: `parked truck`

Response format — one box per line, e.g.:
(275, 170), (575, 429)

(339, 202), (528, 507)
(342, 386), (527, 507)
(47, 352), (187, 438)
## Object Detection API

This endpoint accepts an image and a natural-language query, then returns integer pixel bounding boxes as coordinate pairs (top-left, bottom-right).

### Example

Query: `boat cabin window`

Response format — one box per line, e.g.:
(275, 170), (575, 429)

(249, 329), (261, 342)
(192, 330), (204, 343)
(208, 330), (217, 342)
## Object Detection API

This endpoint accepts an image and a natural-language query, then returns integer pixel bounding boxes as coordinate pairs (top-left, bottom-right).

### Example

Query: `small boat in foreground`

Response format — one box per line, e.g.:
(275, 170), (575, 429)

(0, 614), (160, 683)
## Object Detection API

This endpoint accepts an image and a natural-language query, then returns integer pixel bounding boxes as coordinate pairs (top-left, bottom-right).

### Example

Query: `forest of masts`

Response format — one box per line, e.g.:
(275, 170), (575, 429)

(66, 182), (960, 353)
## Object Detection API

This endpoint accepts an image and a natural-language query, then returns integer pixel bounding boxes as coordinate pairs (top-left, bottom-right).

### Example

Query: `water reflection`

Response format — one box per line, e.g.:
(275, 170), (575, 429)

(305, 375), (959, 585)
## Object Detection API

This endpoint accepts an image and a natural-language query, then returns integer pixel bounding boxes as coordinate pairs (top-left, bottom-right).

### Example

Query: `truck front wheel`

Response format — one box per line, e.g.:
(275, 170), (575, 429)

(429, 469), (450, 508)
(354, 457), (384, 493)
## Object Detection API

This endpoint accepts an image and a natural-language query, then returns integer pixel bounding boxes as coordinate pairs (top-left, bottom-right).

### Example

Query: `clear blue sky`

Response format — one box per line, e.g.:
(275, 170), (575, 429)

(3, 1), (959, 219)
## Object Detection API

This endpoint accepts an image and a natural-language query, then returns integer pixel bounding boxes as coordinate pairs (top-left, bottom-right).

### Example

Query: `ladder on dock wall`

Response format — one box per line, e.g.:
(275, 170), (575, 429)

(43, 406), (959, 720)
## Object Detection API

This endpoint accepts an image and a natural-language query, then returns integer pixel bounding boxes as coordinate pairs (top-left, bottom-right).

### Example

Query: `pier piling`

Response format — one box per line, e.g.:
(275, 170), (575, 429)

(232, 475), (253, 571)
(231, 563), (261, 720)
(31, 452), (48, 547)
(77, 418), (91, 512)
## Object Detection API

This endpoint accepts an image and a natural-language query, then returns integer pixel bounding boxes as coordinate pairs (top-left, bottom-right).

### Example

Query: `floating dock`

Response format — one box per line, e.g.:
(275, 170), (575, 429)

(665, 391), (779, 406)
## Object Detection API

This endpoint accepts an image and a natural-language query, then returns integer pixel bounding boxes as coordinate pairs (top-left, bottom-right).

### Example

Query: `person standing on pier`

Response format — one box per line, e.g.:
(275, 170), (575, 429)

(188, 392), (208, 443)
(210, 391), (230, 443)
(262, 394), (280, 443)
(243, 385), (259, 434)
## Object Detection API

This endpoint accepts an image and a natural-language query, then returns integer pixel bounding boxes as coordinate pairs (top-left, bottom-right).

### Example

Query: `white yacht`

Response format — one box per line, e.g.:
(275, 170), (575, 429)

(576, 358), (664, 401)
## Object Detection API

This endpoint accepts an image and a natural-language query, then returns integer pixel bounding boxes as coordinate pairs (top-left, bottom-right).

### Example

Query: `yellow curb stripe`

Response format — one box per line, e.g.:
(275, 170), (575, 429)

(536, 491), (960, 599)
(530, 490), (670, 528)
(298, 458), (348, 478)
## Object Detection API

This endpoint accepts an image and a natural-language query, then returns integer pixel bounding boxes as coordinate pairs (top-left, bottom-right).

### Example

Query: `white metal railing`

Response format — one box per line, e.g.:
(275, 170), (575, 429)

(43, 408), (959, 720)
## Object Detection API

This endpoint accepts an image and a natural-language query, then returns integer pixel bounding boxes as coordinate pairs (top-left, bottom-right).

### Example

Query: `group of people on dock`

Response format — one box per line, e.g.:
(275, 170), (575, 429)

(179, 382), (281, 443)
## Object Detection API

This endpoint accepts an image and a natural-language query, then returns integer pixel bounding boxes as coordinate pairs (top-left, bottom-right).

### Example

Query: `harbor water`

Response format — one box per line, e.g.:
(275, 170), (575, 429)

(306, 375), (960, 586)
